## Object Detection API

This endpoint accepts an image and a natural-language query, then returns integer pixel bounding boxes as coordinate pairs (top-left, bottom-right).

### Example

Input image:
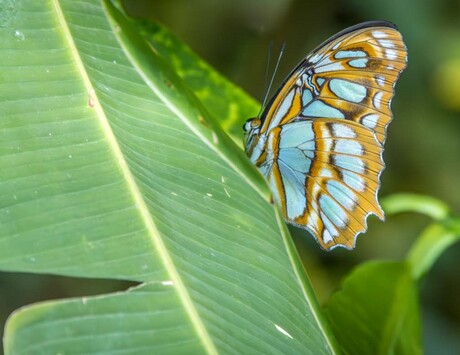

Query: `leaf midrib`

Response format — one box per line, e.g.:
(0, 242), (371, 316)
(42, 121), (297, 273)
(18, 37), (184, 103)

(50, 1), (217, 354)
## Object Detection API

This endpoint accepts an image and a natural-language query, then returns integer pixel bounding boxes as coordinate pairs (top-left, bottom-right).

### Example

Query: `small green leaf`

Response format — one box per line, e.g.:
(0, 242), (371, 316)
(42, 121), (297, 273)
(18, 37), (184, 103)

(325, 261), (422, 355)
(407, 221), (460, 280)
(381, 193), (450, 220)
(131, 19), (260, 141)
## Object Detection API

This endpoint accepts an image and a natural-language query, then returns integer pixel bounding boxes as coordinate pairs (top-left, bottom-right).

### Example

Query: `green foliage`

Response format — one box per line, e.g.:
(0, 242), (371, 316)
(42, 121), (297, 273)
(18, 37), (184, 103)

(324, 194), (459, 355)
(325, 261), (422, 355)
(1, 1), (459, 354)
(381, 193), (450, 221)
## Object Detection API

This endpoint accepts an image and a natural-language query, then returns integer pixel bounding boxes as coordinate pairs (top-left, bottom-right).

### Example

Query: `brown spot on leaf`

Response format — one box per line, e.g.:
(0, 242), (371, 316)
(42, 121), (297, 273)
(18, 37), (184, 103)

(198, 116), (209, 127)
(164, 78), (173, 88)
(88, 89), (95, 108)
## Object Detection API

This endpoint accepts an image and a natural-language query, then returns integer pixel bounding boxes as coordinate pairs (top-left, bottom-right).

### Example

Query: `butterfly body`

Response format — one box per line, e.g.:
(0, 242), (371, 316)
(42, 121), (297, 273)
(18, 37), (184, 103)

(244, 21), (407, 250)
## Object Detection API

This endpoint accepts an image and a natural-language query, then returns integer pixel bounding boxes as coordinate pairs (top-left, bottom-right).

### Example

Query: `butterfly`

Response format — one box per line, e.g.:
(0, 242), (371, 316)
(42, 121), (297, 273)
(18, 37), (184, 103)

(243, 21), (407, 250)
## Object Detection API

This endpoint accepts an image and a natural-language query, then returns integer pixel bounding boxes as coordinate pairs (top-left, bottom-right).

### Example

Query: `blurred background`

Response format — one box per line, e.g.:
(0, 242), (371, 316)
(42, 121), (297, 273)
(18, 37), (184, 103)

(1, 0), (459, 353)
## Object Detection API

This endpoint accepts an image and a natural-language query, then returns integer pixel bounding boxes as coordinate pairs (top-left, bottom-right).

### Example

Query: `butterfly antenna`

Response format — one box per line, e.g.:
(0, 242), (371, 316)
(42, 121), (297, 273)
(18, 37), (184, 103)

(259, 41), (286, 117)
(258, 41), (273, 117)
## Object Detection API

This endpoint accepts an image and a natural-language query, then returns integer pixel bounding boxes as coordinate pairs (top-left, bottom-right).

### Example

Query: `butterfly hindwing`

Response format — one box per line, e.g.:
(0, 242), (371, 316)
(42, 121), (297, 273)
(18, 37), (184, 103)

(265, 119), (384, 249)
(244, 21), (407, 250)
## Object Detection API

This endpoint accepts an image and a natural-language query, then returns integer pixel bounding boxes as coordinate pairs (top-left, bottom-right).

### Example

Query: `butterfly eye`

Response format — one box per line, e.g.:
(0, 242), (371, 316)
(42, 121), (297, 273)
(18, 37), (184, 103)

(243, 118), (261, 132)
(251, 119), (261, 129)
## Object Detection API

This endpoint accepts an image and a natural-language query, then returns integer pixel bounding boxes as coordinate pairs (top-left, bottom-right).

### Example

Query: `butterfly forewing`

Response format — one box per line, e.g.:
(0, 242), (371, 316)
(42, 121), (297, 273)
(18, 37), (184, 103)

(244, 21), (407, 250)
(305, 26), (407, 143)
(258, 23), (406, 143)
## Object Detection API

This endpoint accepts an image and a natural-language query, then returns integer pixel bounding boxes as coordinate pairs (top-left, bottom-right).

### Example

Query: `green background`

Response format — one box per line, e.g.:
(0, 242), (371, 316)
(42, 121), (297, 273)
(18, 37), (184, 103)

(1, 0), (459, 353)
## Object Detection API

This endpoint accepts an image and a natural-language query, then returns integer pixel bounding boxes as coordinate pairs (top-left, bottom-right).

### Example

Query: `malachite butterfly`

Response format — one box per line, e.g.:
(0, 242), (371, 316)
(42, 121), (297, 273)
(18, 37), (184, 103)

(243, 21), (407, 250)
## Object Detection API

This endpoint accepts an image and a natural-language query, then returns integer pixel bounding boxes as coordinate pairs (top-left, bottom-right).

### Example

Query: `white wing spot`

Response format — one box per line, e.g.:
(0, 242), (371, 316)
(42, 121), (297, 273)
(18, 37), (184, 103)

(321, 212), (339, 240)
(302, 73), (308, 83)
(373, 92), (383, 109)
(321, 126), (333, 151)
(376, 75), (385, 87)
(314, 61), (345, 74)
(307, 211), (320, 234)
(319, 168), (333, 178)
(332, 40), (342, 50)
(385, 48), (398, 60)
(362, 114), (380, 129)
(379, 39), (396, 48)
(309, 53), (322, 64)
(312, 182), (321, 196)
(335, 140), (363, 155)
(333, 123), (357, 138)
(342, 171), (366, 192)
(322, 228), (333, 243)
(373, 31), (387, 38)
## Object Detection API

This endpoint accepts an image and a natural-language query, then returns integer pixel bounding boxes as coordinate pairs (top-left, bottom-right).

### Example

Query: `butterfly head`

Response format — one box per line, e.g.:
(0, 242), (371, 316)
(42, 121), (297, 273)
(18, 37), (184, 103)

(243, 117), (262, 153)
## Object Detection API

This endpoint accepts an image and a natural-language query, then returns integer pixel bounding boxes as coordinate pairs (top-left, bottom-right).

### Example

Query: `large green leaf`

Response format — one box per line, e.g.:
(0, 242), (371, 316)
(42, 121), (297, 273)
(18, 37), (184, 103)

(1, 0), (338, 353)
